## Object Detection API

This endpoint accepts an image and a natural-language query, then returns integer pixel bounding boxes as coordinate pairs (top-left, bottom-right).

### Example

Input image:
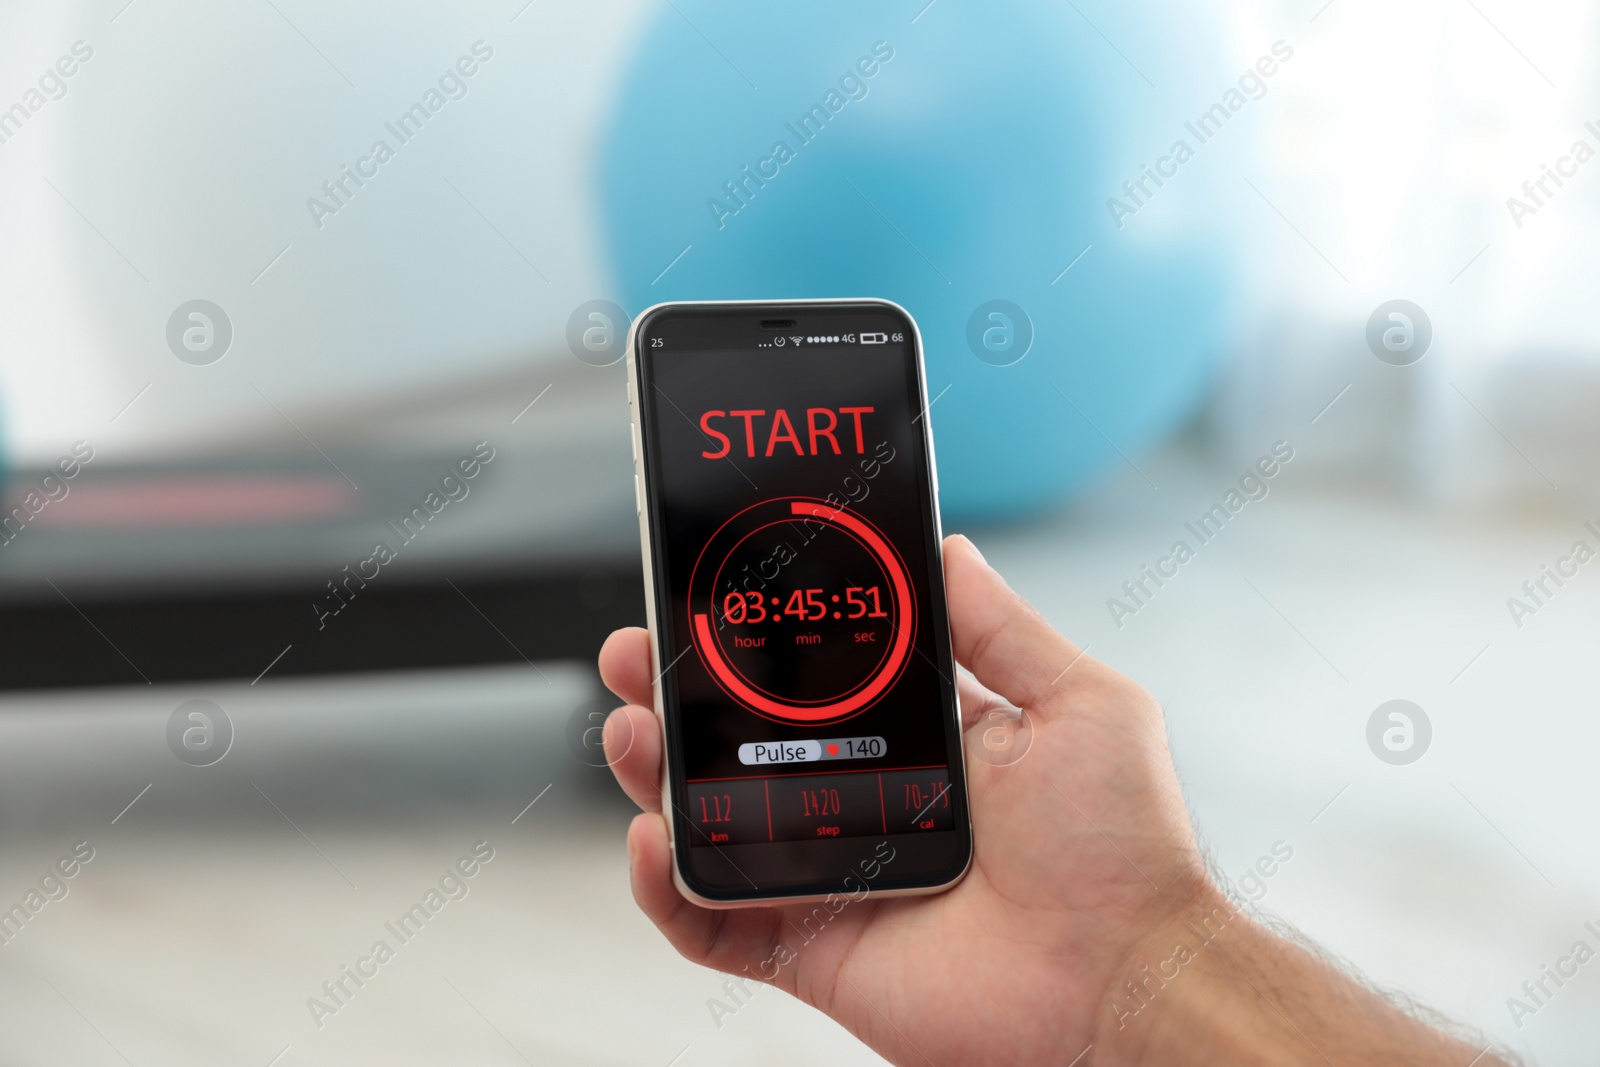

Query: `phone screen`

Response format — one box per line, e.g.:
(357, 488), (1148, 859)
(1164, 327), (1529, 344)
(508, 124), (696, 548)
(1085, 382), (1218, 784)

(634, 302), (970, 900)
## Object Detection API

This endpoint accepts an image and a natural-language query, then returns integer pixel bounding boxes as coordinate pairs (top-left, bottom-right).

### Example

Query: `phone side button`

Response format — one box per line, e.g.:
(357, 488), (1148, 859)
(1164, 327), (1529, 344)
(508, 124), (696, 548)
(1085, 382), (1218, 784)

(634, 474), (644, 515)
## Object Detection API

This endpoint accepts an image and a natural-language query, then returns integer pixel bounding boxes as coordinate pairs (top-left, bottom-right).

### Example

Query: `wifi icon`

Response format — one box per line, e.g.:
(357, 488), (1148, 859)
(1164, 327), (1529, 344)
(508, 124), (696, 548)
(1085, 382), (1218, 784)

(789, 336), (804, 346)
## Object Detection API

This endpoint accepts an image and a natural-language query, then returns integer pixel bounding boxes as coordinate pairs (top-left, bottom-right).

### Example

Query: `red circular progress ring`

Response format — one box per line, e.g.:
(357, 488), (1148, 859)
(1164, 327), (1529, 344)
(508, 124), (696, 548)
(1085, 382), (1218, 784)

(688, 498), (916, 724)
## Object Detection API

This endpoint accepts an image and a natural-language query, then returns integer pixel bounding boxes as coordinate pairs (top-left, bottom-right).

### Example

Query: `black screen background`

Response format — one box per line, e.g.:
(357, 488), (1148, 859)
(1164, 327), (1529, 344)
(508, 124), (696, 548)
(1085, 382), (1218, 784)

(641, 335), (956, 786)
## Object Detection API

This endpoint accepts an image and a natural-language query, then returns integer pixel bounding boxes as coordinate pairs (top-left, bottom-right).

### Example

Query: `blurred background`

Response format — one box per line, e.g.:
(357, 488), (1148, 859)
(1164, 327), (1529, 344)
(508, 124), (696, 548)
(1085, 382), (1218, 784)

(1, 0), (1598, 1062)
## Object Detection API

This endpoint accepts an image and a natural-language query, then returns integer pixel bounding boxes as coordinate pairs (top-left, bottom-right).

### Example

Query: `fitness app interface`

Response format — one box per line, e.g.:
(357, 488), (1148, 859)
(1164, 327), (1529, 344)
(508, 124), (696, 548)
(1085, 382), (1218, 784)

(646, 333), (957, 849)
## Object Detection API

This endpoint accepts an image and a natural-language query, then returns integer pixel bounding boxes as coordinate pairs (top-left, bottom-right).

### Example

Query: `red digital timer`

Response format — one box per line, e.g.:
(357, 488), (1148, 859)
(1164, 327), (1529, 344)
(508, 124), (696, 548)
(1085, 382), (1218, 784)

(687, 497), (916, 725)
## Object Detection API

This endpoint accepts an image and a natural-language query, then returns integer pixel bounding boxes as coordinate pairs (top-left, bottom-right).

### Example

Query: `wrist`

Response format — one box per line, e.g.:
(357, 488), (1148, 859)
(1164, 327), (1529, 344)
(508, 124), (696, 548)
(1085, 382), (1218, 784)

(1088, 879), (1510, 1067)
(1089, 875), (1260, 1066)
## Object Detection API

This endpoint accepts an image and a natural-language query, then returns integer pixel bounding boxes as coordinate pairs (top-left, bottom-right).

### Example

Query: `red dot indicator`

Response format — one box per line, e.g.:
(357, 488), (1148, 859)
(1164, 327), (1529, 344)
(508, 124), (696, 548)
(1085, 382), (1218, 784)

(831, 594), (839, 602)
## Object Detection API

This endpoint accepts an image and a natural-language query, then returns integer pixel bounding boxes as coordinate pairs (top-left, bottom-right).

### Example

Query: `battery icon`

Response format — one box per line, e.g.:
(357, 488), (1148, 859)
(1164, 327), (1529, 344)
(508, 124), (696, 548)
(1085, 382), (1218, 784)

(860, 332), (889, 344)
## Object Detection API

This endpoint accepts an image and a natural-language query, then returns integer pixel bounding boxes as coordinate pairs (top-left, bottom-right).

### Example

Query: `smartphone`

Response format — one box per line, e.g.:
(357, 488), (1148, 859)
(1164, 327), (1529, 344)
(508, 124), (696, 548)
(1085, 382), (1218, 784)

(625, 299), (972, 906)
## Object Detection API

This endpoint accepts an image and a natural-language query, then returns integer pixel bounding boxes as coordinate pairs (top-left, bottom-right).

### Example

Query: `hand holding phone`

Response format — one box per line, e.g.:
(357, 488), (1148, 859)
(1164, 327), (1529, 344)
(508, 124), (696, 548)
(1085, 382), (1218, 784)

(601, 540), (1506, 1066)
(598, 535), (1219, 1064)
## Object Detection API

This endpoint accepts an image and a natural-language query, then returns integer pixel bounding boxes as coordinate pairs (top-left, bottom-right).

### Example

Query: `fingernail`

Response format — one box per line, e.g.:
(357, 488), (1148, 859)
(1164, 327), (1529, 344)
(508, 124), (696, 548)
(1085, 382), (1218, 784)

(958, 534), (987, 565)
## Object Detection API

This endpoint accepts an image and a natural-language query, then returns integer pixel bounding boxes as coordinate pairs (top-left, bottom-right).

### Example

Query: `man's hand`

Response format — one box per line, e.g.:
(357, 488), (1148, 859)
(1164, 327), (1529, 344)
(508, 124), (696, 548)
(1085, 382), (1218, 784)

(598, 535), (1506, 1066)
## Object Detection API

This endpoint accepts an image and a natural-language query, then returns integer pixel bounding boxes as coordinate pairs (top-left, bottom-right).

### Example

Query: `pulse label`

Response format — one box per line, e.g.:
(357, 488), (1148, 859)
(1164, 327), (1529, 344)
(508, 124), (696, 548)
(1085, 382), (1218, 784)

(738, 736), (887, 765)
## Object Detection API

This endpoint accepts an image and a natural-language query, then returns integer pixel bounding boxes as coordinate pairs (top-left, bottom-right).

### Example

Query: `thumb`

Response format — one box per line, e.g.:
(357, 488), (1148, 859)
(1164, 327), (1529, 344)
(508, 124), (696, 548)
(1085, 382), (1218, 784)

(942, 534), (1091, 714)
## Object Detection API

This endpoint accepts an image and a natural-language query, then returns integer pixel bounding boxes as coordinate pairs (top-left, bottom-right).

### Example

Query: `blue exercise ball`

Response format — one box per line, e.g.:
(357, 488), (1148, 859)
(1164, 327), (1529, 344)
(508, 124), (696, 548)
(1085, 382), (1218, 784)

(600, 0), (1236, 520)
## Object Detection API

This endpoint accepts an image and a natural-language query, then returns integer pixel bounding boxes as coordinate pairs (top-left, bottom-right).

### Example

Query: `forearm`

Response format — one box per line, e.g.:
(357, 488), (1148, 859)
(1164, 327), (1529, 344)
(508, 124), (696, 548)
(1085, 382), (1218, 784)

(1092, 887), (1507, 1067)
